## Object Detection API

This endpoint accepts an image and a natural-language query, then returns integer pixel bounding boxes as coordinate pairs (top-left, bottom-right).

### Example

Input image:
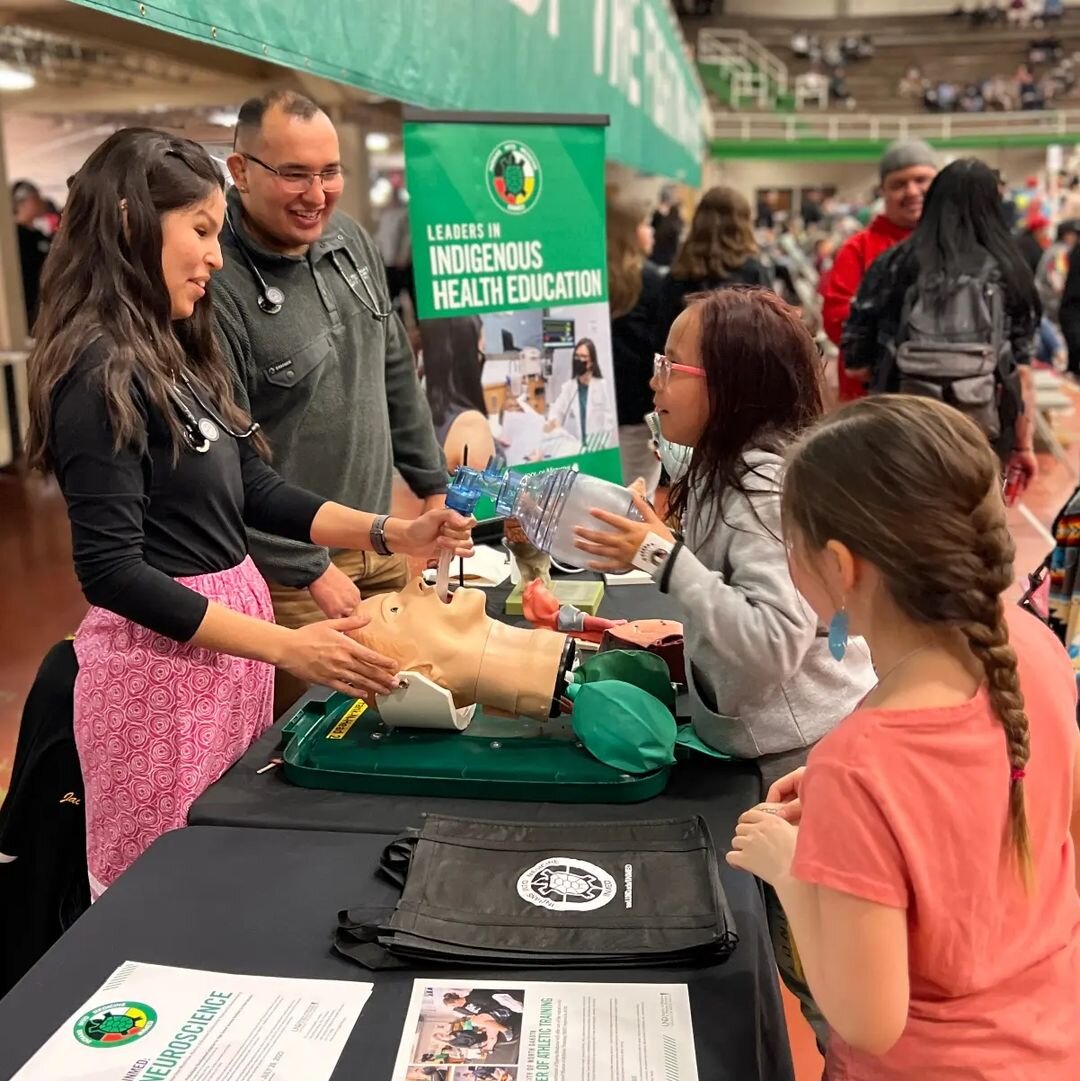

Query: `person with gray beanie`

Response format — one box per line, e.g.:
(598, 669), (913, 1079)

(822, 138), (939, 400)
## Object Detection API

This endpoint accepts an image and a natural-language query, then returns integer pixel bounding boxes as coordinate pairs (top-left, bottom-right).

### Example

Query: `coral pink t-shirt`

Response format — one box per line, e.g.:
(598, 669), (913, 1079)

(793, 609), (1080, 1080)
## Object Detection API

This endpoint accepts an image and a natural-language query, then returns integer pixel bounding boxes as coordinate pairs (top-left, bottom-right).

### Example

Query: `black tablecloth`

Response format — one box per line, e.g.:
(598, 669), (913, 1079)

(188, 705), (763, 836)
(188, 579), (763, 835)
(0, 827), (795, 1081)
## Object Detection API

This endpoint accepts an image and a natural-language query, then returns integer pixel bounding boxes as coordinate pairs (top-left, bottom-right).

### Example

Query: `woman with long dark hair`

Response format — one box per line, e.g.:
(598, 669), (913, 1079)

(575, 286), (875, 1044)
(419, 315), (494, 472)
(843, 157), (1040, 495)
(657, 186), (772, 340)
(26, 129), (471, 894)
(545, 336), (616, 445)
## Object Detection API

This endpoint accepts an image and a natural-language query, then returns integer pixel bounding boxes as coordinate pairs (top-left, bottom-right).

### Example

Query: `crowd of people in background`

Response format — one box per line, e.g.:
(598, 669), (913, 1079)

(789, 30), (873, 107)
(790, 30), (875, 66)
(899, 53), (1078, 113)
(950, 0), (1066, 28)
(613, 143), (1080, 411)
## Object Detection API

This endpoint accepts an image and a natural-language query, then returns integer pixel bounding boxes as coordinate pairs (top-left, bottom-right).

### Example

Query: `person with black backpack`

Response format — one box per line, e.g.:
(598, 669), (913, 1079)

(842, 158), (1040, 497)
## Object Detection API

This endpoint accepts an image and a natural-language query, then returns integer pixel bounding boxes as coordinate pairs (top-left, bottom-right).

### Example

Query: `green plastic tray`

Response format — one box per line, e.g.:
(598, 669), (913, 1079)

(280, 693), (671, 803)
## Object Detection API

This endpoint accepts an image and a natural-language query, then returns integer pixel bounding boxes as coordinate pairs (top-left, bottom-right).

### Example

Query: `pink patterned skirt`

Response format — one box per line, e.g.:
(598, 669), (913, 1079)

(73, 556), (274, 897)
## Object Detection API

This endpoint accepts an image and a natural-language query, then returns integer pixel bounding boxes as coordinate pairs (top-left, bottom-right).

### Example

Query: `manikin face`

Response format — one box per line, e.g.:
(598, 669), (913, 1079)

(350, 577), (570, 719)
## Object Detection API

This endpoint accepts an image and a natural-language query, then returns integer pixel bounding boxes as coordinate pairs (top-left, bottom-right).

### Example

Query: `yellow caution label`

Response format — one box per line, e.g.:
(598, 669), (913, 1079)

(326, 699), (367, 740)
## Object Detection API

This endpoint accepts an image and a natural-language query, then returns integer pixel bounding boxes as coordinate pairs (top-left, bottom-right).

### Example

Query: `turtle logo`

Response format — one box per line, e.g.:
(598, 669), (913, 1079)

(73, 1001), (157, 1049)
(486, 140), (542, 215)
(517, 857), (617, 912)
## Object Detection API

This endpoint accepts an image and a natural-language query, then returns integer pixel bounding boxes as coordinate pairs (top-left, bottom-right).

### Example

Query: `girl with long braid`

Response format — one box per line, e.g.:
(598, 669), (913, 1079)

(729, 396), (1080, 1079)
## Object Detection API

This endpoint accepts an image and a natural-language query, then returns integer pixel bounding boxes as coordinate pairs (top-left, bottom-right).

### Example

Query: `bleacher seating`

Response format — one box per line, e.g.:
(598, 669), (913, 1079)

(691, 11), (1080, 114)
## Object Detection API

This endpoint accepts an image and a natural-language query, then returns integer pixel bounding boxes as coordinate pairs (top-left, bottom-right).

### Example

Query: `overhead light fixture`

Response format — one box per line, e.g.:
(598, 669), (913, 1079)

(365, 132), (390, 152)
(0, 65), (35, 91)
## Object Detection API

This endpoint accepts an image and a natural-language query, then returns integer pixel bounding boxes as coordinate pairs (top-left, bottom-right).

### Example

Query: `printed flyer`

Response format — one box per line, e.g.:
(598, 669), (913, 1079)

(12, 960), (372, 1080)
(405, 116), (623, 507)
(391, 980), (698, 1081)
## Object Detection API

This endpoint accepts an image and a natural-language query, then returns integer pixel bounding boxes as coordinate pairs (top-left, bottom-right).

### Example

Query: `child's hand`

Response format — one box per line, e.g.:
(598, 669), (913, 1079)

(765, 766), (806, 825)
(573, 491), (674, 573)
(727, 805), (798, 885)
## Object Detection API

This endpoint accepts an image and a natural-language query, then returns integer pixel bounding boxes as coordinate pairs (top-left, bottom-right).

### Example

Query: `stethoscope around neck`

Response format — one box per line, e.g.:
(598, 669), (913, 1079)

(171, 368), (260, 454)
(224, 209), (391, 320)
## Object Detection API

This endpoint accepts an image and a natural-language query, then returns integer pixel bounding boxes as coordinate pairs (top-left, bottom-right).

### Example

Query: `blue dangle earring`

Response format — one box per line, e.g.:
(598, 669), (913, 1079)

(828, 608), (849, 661)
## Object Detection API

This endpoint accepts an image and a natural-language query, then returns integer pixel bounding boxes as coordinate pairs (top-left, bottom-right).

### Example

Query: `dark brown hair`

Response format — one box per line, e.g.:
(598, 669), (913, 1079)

(783, 395), (1032, 881)
(25, 127), (265, 472)
(670, 287), (823, 529)
(606, 191), (649, 319)
(235, 89), (322, 147)
(671, 186), (758, 283)
(420, 315), (485, 428)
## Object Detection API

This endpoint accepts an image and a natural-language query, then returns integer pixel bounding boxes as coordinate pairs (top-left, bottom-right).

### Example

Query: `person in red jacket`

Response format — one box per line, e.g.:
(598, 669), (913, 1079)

(822, 139), (939, 400)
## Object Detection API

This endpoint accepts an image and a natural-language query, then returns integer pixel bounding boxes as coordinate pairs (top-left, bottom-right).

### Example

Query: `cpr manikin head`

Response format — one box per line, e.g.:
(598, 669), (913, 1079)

(348, 577), (572, 720)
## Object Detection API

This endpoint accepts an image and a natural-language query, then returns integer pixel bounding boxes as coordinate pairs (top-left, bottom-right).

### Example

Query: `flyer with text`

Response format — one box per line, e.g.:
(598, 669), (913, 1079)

(13, 960), (372, 1081)
(392, 980), (698, 1081)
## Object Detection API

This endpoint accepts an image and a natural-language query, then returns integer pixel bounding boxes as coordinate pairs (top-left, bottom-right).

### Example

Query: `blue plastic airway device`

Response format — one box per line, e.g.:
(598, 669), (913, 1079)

(437, 465), (511, 602)
(445, 464), (522, 517)
(445, 466), (488, 515)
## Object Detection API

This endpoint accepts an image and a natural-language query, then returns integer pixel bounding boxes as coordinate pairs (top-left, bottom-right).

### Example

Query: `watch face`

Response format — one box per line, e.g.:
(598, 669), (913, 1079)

(633, 534), (674, 575)
(644, 544), (669, 567)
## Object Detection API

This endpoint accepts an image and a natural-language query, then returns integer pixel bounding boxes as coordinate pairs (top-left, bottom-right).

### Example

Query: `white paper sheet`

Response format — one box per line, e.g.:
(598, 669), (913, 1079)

(603, 568), (656, 586)
(391, 979), (698, 1081)
(500, 409), (548, 466)
(422, 544), (510, 589)
(13, 960), (372, 1081)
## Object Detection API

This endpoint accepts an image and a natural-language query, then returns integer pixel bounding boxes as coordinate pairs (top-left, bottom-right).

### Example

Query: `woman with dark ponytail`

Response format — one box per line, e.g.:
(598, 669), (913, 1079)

(728, 395), (1080, 1078)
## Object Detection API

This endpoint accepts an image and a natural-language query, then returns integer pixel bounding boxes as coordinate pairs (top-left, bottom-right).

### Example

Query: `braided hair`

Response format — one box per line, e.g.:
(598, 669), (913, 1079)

(782, 395), (1032, 882)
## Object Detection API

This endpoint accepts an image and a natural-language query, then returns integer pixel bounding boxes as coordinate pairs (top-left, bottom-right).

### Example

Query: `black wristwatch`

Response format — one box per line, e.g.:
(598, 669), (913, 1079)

(370, 515), (393, 556)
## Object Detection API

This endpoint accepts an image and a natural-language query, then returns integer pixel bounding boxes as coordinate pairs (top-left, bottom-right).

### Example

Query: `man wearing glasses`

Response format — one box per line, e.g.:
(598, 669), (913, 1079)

(213, 89), (446, 713)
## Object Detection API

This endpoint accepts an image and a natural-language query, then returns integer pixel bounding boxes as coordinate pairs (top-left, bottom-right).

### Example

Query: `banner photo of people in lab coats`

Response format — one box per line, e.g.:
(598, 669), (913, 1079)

(404, 114), (621, 517)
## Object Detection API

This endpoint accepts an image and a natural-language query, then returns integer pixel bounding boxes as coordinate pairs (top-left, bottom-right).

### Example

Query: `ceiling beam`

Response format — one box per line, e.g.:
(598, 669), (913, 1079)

(7, 74), (274, 113)
(18, 5), (275, 81)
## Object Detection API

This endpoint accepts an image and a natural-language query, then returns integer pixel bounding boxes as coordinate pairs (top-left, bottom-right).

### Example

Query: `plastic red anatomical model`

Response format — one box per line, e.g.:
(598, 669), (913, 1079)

(522, 578), (626, 644)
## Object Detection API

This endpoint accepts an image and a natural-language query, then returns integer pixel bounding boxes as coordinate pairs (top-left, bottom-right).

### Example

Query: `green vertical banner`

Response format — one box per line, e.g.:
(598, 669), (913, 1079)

(405, 114), (621, 517)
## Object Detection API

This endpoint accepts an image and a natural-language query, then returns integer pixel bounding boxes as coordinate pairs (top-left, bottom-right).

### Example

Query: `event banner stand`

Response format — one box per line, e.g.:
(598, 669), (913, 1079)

(404, 110), (619, 521)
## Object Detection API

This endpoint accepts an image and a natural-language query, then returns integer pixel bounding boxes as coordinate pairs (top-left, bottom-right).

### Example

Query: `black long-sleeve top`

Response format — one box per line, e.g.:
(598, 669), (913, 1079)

(50, 339), (327, 642)
(611, 260), (665, 427)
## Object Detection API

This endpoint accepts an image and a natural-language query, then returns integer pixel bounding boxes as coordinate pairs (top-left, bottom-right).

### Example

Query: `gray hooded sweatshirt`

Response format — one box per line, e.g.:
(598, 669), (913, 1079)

(661, 449), (876, 758)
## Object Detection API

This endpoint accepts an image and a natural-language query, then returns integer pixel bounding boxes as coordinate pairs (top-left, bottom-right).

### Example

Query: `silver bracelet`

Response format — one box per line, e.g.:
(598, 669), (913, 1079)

(370, 515), (392, 556)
